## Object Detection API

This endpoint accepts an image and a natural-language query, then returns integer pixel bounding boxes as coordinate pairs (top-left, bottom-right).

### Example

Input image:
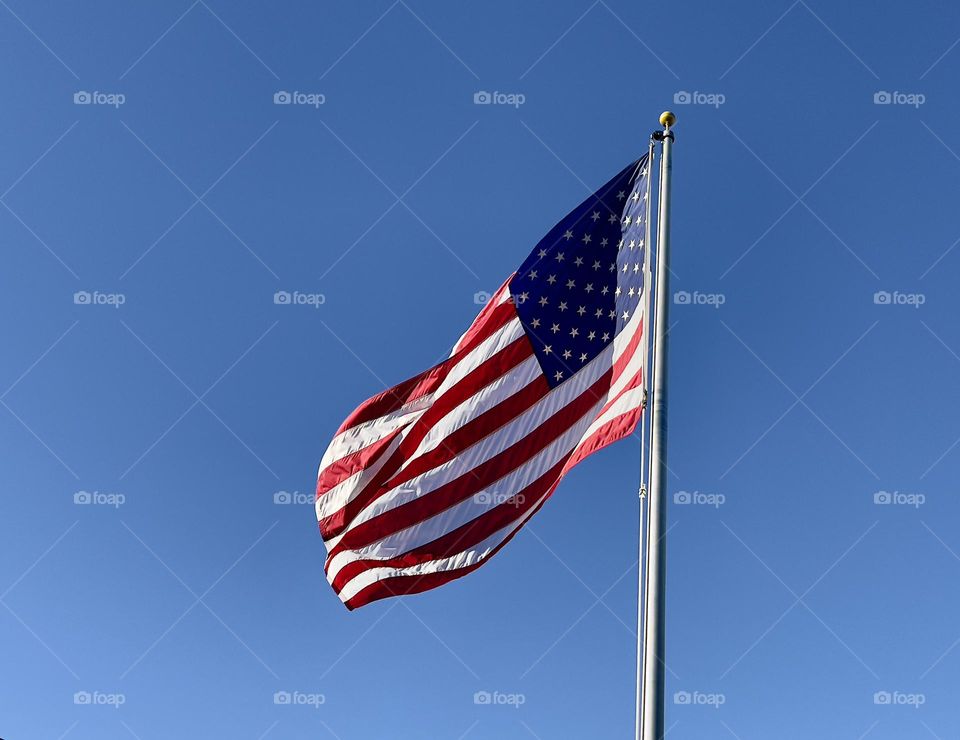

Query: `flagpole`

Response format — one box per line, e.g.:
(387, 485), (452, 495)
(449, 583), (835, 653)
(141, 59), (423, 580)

(639, 110), (675, 740)
(635, 134), (656, 740)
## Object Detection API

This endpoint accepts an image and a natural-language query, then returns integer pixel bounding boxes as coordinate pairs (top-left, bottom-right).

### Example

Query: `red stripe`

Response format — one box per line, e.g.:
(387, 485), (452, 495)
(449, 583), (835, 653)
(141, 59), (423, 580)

(316, 429), (402, 498)
(327, 366), (614, 562)
(330, 455), (567, 593)
(381, 369), (550, 494)
(562, 403), (643, 475)
(319, 333), (531, 539)
(341, 489), (557, 610)
(334, 300), (517, 435)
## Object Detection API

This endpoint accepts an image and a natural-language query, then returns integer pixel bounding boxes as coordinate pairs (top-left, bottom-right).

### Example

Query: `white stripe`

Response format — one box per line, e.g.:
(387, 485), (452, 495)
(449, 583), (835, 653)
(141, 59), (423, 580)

(335, 476), (557, 604)
(576, 386), (646, 445)
(317, 318), (522, 487)
(336, 337), (616, 536)
(316, 431), (405, 525)
(408, 353), (541, 461)
(326, 390), (606, 583)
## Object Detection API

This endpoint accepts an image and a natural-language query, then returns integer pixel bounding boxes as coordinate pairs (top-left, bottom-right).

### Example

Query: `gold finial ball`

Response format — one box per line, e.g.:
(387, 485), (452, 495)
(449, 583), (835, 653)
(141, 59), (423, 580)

(659, 111), (677, 128)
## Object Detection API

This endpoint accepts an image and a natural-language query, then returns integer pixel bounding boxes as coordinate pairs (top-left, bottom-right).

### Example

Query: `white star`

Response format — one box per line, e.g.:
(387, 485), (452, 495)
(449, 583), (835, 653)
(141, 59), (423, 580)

(558, 301), (568, 311)
(608, 310), (616, 319)
(562, 349), (572, 360)
(563, 230), (574, 241)
(518, 292), (529, 303)
(592, 260), (601, 271)
(554, 370), (564, 381)
(538, 249), (548, 258)
(616, 190), (626, 200)
(576, 305), (586, 315)
(528, 270), (538, 279)
(566, 279), (576, 289)
(591, 211), (600, 221)
(629, 240), (636, 249)
(580, 352), (588, 362)
(569, 327), (579, 338)
(628, 287), (635, 297)
(547, 274), (557, 285)
(556, 252), (565, 262)
(634, 263), (640, 273)
(531, 318), (541, 328)
(584, 283), (594, 293)
(623, 215), (632, 226)
(601, 332), (610, 342)
(551, 323), (560, 334)
(600, 286), (609, 295)
(587, 330), (596, 340)
(632, 190), (640, 202)
(615, 286), (622, 297)
(594, 309), (603, 318)
(608, 213), (618, 223)
(574, 256), (583, 267)
(543, 344), (552, 354)
(539, 296), (549, 307)
(622, 310), (630, 320)
(600, 237), (608, 247)
(582, 233), (592, 244)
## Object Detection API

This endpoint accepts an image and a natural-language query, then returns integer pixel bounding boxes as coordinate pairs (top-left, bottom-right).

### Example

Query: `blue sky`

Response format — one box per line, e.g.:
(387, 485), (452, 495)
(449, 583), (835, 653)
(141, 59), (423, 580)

(2, 1), (960, 738)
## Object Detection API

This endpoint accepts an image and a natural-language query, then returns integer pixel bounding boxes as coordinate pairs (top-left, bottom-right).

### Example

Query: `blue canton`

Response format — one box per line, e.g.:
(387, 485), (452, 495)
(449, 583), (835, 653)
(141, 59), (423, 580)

(508, 156), (650, 388)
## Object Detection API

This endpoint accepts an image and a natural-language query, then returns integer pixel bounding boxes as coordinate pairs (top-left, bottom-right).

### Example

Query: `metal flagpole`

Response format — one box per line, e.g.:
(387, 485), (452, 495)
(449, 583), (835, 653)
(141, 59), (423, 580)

(639, 110), (675, 740)
(635, 134), (656, 740)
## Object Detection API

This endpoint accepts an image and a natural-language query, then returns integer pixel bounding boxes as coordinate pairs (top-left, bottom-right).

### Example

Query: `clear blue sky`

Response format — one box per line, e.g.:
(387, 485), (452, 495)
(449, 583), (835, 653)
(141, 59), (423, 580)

(2, 1), (960, 738)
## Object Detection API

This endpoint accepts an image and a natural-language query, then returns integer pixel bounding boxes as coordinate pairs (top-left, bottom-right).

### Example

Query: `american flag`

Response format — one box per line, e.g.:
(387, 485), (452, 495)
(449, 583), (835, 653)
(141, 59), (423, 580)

(317, 155), (652, 609)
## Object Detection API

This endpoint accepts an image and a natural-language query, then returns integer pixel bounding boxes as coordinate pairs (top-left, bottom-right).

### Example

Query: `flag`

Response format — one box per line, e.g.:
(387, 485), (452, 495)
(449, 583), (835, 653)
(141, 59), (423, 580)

(317, 155), (652, 609)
